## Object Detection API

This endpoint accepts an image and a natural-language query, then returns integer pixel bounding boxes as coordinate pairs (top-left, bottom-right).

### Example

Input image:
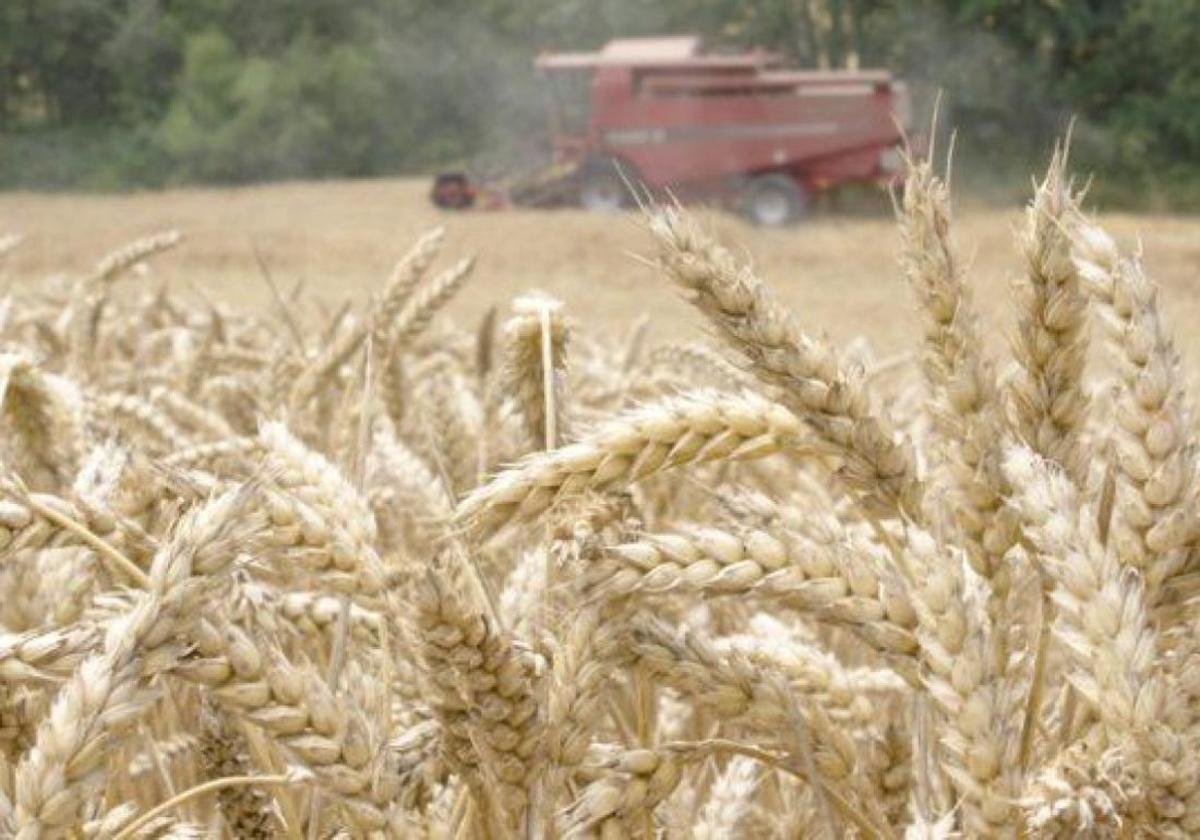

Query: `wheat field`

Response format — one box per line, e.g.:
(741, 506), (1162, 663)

(5, 178), (1200, 366)
(0, 155), (1199, 838)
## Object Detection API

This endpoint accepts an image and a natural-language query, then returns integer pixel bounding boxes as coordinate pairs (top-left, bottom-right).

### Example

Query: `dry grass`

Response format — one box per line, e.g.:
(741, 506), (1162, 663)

(1, 157), (1200, 838)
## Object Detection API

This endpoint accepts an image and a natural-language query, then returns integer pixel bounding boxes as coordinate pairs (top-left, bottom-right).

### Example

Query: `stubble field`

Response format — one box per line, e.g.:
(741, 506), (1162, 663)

(5, 176), (1200, 367)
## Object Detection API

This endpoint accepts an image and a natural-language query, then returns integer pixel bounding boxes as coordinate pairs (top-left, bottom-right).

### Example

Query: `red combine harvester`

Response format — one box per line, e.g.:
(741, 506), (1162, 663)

(431, 35), (911, 226)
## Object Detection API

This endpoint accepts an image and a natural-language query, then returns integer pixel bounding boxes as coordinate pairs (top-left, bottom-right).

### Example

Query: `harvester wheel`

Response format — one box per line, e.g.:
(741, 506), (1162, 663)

(431, 172), (475, 210)
(741, 174), (807, 226)
(579, 163), (630, 213)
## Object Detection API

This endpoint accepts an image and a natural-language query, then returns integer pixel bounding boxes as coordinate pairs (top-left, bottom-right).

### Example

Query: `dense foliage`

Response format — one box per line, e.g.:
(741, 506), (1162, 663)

(2, 0), (1199, 205)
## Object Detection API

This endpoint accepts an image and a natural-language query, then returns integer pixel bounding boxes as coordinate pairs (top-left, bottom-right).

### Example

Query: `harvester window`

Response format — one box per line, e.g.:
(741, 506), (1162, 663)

(636, 72), (796, 99)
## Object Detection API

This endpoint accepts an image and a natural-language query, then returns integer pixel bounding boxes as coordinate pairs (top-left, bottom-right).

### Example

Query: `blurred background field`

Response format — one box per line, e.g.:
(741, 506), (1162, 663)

(5, 178), (1200, 367)
(4, 1), (1200, 209)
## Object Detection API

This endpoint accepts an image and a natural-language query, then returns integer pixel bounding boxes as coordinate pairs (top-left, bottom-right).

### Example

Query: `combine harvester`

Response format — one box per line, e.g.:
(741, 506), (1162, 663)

(431, 35), (912, 226)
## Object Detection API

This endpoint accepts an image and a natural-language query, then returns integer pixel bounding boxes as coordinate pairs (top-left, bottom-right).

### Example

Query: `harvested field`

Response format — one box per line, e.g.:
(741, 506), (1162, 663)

(5, 177), (1200, 365)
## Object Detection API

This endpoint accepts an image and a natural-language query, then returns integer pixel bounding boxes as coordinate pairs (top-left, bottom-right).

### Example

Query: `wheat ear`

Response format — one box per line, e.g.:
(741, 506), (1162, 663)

(0, 353), (88, 488)
(502, 292), (571, 450)
(1006, 448), (1200, 830)
(12, 487), (257, 837)
(1073, 219), (1198, 598)
(173, 619), (398, 832)
(375, 226), (446, 340)
(388, 256), (476, 353)
(414, 553), (542, 835)
(648, 206), (922, 518)
(1009, 149), (1090, 483)
(904, 527), (1023, 835)
(258, 421), (386, 605)
(596, 524), (919, 661)
(899, 157), (1015, 600)
(456, 390), (812, 538)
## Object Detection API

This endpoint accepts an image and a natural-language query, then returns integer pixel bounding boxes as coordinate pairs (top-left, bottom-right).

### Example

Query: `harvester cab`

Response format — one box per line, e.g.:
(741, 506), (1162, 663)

(431, 35), (910, 225)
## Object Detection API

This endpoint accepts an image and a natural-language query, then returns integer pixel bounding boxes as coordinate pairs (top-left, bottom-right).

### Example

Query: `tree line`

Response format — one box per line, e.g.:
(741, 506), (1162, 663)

(1, 0), (1197, 206)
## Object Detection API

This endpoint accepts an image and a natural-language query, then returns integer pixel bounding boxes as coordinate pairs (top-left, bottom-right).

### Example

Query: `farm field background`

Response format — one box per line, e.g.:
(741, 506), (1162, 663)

(7, 177), (1200, 368)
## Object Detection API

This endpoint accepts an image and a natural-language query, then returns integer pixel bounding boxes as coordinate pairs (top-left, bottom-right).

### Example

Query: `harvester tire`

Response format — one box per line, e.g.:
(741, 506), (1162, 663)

(431, 173), (475, 210)
(579, 161), (632, 213)
(741, 174), (807, 226)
